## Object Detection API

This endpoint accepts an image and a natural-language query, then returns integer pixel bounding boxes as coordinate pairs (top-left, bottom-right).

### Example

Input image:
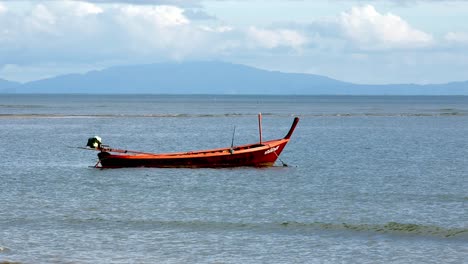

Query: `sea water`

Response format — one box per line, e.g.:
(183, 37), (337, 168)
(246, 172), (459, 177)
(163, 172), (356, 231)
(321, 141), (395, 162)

(0, 95), (467, 263)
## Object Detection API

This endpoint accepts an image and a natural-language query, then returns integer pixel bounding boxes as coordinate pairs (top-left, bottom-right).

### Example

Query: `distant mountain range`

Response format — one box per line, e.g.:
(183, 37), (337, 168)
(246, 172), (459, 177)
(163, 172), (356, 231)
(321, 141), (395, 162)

(0, 78), (21, 93)
(1, 61), (467, 95)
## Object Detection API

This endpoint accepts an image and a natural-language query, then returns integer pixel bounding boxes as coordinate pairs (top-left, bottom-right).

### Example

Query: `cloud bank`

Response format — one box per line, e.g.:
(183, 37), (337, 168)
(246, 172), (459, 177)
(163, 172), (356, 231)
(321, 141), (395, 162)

(340, 5), (433, 49)
(0, 1), (467, 84)
(0, 1), (306, 67)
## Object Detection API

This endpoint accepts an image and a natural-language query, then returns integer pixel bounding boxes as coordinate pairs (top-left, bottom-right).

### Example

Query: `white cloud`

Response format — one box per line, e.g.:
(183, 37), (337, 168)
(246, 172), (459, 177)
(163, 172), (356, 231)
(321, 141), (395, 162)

(445, 32), (468, 44)
(247, 27), (307, 49)
(0, 1), (306, 69)
(199, 25), (233, 33)
(118, 5), (189, 27)
(0, 3), (8, 38)
(0, 3), (6, 14)
(72, 1), (103, 16)
(112, 4), (205, 59)
(27, 4), (57, 34)
(340, 5), (433, 49)
(0, 2), (196, 63)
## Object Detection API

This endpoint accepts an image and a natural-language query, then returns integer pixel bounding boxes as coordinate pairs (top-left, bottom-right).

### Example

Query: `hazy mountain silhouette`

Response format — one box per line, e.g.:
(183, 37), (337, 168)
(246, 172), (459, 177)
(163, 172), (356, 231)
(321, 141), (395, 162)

(0, 79), (20, 93)
(2, 62), (467, 95)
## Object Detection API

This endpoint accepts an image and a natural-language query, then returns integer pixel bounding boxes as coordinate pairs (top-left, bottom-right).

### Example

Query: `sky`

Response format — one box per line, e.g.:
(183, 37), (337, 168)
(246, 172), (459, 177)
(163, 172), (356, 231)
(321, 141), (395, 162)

(0, 0), (467, 84)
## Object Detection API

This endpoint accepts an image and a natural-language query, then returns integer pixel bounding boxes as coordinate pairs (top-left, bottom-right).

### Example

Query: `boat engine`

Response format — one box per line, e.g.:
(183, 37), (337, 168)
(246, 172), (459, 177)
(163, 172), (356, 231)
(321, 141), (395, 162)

(86, 136), (102, 149)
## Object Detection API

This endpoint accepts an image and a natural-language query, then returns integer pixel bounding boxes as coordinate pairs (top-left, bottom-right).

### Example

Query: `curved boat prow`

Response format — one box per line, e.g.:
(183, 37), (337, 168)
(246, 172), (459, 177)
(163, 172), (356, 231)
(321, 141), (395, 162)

(284, 117), (300, 139)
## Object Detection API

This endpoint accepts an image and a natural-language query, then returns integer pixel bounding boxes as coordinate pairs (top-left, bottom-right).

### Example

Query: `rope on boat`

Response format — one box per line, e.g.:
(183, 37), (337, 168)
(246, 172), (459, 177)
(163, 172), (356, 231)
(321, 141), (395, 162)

(273, 151), (288, 167)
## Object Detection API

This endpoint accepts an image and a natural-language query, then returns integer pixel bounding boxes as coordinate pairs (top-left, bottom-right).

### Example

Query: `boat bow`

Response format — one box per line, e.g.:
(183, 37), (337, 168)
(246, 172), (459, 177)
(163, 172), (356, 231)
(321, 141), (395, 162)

(284, 117), (300, 140)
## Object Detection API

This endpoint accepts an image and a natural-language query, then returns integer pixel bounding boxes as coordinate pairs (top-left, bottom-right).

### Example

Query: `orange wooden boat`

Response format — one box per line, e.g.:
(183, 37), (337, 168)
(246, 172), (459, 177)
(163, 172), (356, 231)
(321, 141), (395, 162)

(86, 114), (299, 168)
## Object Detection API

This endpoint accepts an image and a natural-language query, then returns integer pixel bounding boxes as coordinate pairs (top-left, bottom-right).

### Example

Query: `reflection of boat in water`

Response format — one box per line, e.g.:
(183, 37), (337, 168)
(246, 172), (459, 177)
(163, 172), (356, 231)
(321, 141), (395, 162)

(85, 114), (299, 168)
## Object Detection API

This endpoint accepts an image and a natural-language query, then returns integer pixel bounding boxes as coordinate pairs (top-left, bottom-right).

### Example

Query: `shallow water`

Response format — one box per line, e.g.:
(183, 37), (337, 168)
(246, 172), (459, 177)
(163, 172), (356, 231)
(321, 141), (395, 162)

(0, 95), (467, 263)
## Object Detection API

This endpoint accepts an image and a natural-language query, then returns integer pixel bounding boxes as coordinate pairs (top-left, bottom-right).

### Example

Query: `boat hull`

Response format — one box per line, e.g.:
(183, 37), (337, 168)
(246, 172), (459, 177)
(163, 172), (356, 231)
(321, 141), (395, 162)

(98, 139), (289, 168)
(93, 117), (299, 169)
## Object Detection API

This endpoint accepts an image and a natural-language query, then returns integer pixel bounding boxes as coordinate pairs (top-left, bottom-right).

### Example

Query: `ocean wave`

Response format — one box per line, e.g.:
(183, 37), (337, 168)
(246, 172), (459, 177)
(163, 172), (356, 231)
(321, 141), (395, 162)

(0, 112), (466, 119)
(0, 113), (255, 119)
(62, 217), (467, 239)
(0, 104), (45, 109)
(278, 221), (467, 238)
(0, 246), (12, 253)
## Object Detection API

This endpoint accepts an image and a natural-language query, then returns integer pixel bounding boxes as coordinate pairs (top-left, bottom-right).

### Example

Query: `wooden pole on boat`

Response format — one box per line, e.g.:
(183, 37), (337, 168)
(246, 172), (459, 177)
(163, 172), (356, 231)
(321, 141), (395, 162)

(258, 113), (263, 144)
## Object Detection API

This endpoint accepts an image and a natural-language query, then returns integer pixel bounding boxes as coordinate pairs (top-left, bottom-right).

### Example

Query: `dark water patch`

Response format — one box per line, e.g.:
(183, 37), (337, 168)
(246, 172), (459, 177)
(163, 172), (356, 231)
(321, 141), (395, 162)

(56, 217), (468, 239)
(0, 104), (45, 109)
(280, 221), (467, 238)
(440, 111), (464, 116)
(437, 108), (467, 116)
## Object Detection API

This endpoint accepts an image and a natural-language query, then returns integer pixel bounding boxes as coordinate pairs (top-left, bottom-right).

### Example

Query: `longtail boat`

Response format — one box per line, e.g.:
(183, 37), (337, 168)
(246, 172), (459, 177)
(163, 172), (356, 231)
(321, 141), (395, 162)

(85, 114), (299, 168)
